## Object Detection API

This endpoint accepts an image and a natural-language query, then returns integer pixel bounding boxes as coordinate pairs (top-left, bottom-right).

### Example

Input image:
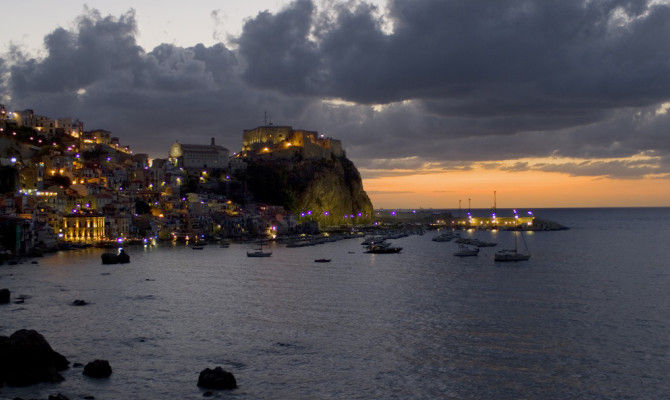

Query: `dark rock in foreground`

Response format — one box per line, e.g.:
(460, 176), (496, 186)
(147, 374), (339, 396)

(0, 288), (9, 304)
(0, 329), (69, 387)
(48, 394), (70, 400)
(197, 367), (237, 390)
(72, 300), (88, 306)
(83, 360), (112, 378)
(101, 249), (130, 265)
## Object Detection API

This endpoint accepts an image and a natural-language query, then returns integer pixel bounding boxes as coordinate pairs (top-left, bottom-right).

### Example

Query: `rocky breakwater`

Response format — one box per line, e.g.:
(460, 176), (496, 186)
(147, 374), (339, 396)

(528, 218), (569, 231)
(243, 155), (373, 222)
(0, 329), (69, 387)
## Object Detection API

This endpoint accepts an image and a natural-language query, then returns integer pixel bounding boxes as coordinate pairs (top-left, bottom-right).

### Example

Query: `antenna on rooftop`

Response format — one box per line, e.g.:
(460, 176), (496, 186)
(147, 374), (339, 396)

(264, 111), (267, 126)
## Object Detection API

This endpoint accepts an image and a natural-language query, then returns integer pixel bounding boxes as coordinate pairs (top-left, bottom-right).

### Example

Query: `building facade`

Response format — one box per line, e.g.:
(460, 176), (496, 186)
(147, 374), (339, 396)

(62, 213), (105, 242)
(169, 138), (229, 170)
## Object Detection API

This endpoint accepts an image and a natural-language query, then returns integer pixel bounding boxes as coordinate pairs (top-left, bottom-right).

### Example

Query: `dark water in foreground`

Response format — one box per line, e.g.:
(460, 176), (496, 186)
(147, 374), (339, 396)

(1, 208), (670, 399)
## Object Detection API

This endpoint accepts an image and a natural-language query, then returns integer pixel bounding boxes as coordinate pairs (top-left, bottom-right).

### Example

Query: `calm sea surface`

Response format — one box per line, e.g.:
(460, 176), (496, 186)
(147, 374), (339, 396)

(1, 208), (670, 399)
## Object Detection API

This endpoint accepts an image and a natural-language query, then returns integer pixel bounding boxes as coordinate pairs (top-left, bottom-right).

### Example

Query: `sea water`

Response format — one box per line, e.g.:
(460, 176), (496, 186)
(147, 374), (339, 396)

(1, 208), (669, 399)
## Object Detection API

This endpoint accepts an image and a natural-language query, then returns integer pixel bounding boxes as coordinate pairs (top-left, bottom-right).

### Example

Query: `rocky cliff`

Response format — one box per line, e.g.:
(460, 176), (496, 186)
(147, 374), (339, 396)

(242, 155), (373, 222)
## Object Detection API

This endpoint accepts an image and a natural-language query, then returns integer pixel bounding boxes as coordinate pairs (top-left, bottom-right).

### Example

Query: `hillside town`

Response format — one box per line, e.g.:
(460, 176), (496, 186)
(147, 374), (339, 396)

(0, 106), (367, 258)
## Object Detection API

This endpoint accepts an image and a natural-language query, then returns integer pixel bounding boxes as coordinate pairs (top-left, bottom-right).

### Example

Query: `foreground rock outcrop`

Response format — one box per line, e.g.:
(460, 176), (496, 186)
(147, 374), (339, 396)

(197, 367), (237, 390)
(0, 288), (9, 304)
(83, 359), (112, 378)
(0, 329), (69, 386)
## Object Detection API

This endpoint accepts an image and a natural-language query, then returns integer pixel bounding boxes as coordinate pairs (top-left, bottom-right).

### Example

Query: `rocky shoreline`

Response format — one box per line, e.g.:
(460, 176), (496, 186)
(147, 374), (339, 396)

(0, 329), (237, 399)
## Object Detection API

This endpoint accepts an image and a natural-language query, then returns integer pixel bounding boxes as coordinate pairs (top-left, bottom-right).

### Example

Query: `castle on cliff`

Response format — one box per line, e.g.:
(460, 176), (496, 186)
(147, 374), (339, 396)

(242, 125), (343, 160)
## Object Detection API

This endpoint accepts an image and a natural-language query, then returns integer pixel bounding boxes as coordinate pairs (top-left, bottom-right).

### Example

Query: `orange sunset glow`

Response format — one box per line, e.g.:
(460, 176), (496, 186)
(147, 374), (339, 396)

(364, 168), (670, 209)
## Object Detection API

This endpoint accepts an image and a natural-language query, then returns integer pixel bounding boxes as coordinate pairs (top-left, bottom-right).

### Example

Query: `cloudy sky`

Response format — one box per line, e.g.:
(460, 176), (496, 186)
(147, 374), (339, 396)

(2, 0), (670, 207)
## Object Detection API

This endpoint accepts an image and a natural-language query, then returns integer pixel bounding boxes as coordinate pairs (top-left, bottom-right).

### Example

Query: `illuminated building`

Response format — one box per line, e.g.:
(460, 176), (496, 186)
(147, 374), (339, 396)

(453, 216), (534, 228)
(242, 125), (343, 159)
(169, 138), (229, 169)
(82, 129), (112, 145)
(62, 212), (105, 242)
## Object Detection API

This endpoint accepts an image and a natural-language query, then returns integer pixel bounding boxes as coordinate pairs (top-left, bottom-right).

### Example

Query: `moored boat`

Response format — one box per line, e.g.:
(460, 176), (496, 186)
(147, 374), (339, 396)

(494, 249), (530, 261)
(432, 232), (456, 242)
(247, 241), (272, 257)
(365, 245), (402, 254)
(494, 231), (530, 262)
(247, 250), (272, 257)
(453, 245), (479, 257)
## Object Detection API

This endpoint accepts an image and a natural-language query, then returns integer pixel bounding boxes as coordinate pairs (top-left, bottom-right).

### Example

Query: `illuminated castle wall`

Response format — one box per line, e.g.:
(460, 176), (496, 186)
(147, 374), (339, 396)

(242, 126), (343, 159)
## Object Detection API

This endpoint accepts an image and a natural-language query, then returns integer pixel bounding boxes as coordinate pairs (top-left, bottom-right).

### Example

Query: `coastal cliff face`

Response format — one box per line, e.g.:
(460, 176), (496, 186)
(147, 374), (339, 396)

(242, 155), (373, 221)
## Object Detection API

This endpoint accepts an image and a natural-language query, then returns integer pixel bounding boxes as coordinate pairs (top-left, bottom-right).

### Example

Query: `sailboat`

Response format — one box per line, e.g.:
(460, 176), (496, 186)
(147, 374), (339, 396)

(494, 231), (530, 262)
(247, 241), (272, 257)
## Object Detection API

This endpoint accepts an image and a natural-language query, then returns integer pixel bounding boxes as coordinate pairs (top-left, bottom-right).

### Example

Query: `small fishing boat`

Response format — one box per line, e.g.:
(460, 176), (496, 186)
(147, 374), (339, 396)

(314, 258), (331, 263)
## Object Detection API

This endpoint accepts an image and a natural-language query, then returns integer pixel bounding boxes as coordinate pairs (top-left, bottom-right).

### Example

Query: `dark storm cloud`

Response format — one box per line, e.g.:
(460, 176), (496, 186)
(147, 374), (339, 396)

(235, 0), (670, 177)
(239, 0), (670, 115)
(2, 1), (670, 180)
(3, 9), (313, 152)
(10, 10), (142, 96)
